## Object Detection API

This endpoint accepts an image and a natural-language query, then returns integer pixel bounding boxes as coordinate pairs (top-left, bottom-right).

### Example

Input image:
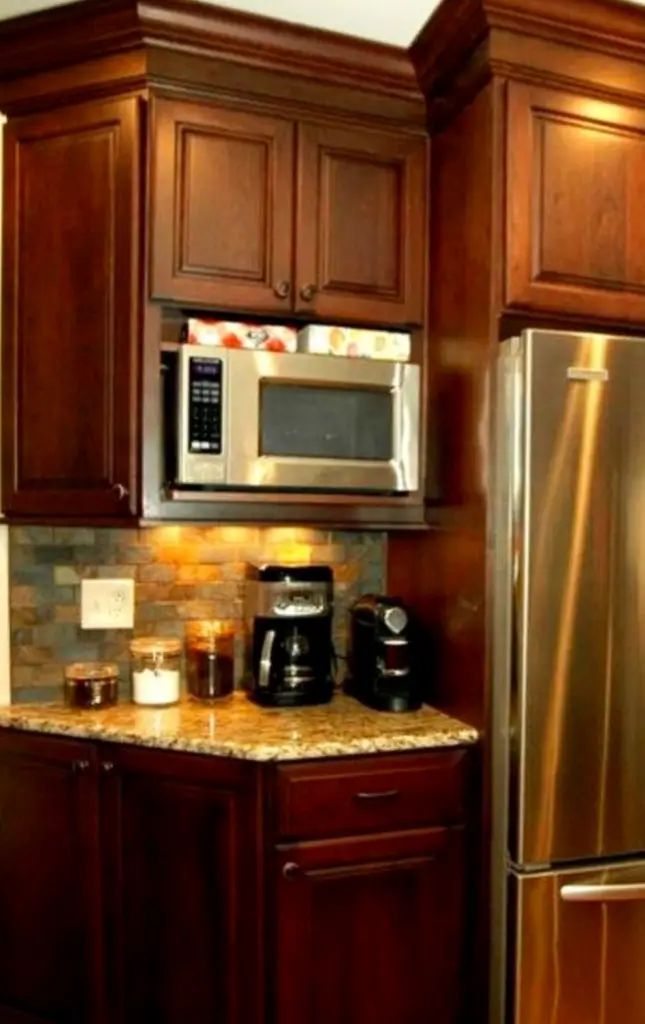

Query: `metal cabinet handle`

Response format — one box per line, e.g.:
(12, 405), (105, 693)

(113, 483), (129, 500)
(282, 862), (300, 881)
(273, 280), (291, 299)
(561, 883), (645, 903)
(72, 759), (91, 773)
(353, 789), (401, 802)
(299, 283), (317, 303)
(101, 761), (115, 773)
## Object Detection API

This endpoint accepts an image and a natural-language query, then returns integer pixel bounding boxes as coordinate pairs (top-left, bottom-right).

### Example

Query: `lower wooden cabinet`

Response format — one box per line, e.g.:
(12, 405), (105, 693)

(0, 730), (470, 1024)
(275, 828), (465, 1024)
(101, 745), (261, 1024)
(0, 733), (104, 1024)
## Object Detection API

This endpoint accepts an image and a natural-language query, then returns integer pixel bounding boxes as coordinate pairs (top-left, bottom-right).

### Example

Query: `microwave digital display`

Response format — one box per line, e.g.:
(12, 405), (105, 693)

(188, 358), (223, 453)
(260, 383), (393, 461)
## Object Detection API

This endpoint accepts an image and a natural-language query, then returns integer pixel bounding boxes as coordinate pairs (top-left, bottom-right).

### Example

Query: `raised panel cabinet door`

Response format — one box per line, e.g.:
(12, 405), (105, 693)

(2, 98), (140, 519)
(0, 732), (103, 1024)
(275, 827), (465, 1024)
(296, 122), (427, 326)
(150, 96), (295, 312)
(102, 747), (261, 1024)
(506, 82), (645, 322)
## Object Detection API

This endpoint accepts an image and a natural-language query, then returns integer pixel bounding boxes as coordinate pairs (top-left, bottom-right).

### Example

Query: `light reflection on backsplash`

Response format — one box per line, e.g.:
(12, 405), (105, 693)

(9, 525), (386, 703)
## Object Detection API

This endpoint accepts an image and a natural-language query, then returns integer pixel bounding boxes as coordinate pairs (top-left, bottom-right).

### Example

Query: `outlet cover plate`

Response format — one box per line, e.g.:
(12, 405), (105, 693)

(81, 579), (135, 630)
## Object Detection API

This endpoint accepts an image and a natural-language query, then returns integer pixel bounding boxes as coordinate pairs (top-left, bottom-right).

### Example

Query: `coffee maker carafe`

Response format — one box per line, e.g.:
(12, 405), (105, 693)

(246, 565), (334, 707)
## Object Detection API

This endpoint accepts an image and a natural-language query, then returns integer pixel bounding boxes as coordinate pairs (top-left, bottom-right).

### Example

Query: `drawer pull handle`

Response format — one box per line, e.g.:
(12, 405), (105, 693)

(354, 789), (401, 802)
(282, 861), (301, 881)
(72, 759), (91, 773)
(101, 761), (115, 773)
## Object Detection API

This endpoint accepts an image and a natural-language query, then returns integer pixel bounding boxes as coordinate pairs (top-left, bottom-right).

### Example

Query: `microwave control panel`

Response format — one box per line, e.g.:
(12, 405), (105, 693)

(189, 358), (222, 454)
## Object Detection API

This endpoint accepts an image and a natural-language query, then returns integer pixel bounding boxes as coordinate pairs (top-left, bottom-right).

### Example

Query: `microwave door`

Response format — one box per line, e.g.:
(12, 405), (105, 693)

(227, 351), (420, 493)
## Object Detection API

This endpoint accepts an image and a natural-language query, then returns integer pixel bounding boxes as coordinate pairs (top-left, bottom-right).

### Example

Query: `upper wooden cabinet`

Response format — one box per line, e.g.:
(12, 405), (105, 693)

(2, 97), (140, 519)
(150, 95), (428, 327)
(150, 97), (295, 313)
(506, 82), (645, 324)
(296, 122), (427, 325)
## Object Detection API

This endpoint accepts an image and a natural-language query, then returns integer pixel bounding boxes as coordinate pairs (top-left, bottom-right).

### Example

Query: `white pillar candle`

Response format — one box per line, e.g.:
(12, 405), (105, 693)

(133, 667), (180, 706)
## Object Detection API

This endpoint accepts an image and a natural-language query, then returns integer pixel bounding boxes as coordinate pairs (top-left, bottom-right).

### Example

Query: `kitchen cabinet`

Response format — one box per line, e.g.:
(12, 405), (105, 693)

(0, 732), (103, 1024)
(2, 97), (140, 520)
(0, 0), (430, 527)
(150, 97), (295, 314)
(150, 95), (427, 327)
(0, 727), (470, 1024)
(506, 82), (645, 324)
(275, 828), (464, 1024)
(296, 121), (427, 325)
(102, 744), (260, 1024)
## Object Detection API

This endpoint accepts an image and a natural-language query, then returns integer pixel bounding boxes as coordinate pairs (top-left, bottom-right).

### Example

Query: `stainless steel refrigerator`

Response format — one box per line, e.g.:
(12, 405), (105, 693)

(491, 330), (645, 1024)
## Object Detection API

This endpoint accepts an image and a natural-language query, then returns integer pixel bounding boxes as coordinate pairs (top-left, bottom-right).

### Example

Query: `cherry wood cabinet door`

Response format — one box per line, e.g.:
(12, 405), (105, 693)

(150, 96), (295, 314)
(2, 98), (140, 519)
(274, 827), (465, 1024)
(506, 82), (645, 323)
(296, 123), (427, 327)
(0, 732), (104, 1024)
(102, 746), (262, 1024)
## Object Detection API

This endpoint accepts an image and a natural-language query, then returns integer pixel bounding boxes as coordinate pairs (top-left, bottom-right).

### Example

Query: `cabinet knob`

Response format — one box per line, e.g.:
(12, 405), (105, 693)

(113, 483), (129, 501)
(101, 761), (115, 773)
(282, 861), (301, 881)
(273, 280), (291, 299)
(299, 283), (317, 303)
(72, 759), (91, 773)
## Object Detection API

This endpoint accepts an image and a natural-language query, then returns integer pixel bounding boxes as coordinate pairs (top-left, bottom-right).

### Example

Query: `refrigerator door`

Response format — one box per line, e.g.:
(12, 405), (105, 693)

(509, 331), (645, 866)
(512, 860), (645, 1024)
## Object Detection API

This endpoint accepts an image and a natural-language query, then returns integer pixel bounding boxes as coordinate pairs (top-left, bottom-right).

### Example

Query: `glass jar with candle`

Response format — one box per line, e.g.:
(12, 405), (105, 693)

(64, 662), (119, 709)
(185, 620), (235, 702)
(129, 638), (182, 707)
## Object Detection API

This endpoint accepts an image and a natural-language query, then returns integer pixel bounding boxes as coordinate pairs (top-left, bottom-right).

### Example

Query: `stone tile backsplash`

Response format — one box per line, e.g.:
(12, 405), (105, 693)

(9, 526), (386, 703)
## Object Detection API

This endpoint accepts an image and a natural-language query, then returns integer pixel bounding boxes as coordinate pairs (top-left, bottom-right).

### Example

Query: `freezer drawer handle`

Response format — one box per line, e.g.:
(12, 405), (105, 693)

(561, 883), (645, 903)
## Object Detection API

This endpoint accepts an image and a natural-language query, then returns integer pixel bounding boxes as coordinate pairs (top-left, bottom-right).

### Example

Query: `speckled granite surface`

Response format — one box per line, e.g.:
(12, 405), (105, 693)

(0, 694), (478, 762)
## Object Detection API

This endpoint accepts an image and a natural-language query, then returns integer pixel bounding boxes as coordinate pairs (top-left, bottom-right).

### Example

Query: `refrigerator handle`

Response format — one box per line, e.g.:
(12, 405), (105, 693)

(561, 882), (645, 903)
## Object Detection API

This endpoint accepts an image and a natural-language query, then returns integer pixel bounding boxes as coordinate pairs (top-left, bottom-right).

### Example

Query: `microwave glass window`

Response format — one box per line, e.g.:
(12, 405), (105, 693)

(260, 384), (393, 461)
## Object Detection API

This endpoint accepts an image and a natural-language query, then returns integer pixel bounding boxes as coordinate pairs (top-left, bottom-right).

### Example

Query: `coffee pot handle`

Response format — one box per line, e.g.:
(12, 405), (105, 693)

(258, 630), (276, 689)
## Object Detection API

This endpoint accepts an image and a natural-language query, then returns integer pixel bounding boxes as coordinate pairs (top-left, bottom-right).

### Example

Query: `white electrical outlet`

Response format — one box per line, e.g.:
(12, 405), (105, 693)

(81, 579), (135, 630)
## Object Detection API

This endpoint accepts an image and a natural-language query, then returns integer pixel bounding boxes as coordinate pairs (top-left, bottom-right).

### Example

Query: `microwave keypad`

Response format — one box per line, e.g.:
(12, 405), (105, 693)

(188, 358), (223, 454)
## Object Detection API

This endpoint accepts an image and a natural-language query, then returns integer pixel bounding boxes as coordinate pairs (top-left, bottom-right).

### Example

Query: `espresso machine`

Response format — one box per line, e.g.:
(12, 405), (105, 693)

(345, 595), (421, 712)
(246, 565), (334, 707)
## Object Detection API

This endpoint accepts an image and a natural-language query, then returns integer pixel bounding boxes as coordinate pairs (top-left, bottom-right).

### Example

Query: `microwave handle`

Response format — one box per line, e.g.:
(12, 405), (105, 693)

(259, 630), (276, 689)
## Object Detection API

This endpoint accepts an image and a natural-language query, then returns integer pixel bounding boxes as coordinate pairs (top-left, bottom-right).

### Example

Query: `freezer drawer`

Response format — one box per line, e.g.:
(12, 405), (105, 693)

(511, 860), (645, 1024)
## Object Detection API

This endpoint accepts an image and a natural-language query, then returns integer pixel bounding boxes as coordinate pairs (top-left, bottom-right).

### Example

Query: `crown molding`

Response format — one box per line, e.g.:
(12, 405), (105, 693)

(0, 0), (420, 101)
(411, 0), (645, 97)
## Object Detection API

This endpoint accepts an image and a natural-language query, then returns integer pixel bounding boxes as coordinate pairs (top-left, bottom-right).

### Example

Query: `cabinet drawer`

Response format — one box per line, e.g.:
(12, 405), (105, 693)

(275, 750), (468, 840)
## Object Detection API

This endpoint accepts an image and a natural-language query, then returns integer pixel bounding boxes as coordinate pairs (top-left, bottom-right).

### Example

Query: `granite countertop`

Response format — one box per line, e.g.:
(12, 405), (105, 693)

(0, 693), (478, 762)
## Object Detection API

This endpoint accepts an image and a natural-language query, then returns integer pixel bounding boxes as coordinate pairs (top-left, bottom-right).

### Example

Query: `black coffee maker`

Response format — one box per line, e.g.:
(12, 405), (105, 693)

(246, 565), (334, 707)
(345, 595), (421, 712)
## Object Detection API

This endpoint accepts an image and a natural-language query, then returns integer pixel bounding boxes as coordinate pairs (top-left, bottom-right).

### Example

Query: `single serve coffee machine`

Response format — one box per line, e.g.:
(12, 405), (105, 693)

(345, 594), (421, 712)
(245, 565), (334, 707)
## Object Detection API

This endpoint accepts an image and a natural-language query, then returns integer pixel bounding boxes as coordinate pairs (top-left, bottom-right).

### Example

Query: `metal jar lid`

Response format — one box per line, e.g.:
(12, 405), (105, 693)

(65, 661), (118, 681)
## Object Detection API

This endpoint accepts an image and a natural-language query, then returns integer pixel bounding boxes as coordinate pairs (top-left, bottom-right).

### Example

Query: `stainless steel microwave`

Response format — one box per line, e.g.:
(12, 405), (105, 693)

(162, 347), (420, 494)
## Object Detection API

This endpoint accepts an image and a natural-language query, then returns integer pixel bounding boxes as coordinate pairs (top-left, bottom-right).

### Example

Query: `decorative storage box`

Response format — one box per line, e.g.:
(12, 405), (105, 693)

(185, 319), (297, 353)
(297, 325), (411, 361)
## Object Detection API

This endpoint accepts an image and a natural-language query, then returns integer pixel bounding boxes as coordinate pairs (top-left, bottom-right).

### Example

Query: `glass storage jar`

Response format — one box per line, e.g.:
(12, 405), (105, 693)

(185, 620), (235, 702)
(64, 662), (119, 709)
(129, 638), (182, 707)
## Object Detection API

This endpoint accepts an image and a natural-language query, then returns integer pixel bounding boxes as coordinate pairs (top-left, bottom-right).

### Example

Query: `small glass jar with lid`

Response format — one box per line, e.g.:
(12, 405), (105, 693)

(185, 620), (235, 702)
(64, 662), (119, 710)
(129, 638), (182, 707)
